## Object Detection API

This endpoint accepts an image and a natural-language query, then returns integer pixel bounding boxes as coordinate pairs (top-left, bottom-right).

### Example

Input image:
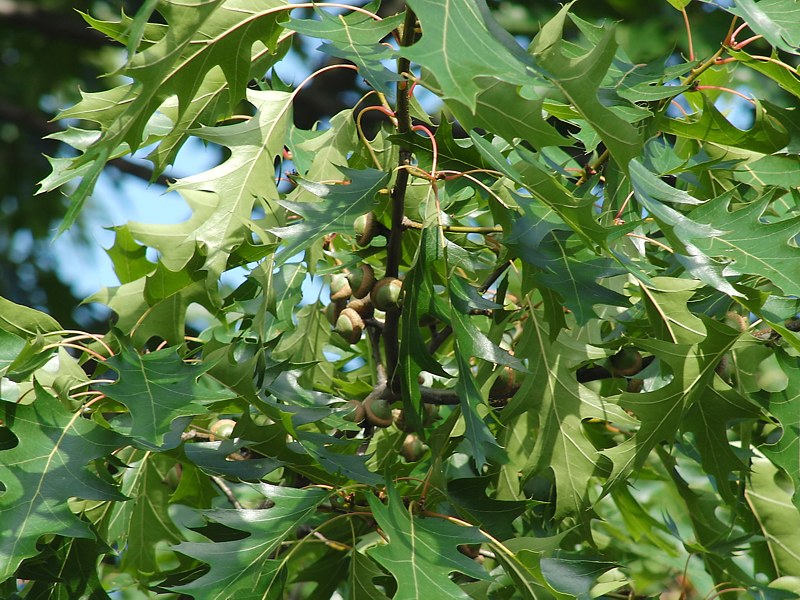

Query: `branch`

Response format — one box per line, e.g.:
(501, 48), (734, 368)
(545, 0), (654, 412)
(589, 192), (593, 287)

(0, 99), (175, 187)
(383, 8), (418, 392)
(0, 0), (113, 49)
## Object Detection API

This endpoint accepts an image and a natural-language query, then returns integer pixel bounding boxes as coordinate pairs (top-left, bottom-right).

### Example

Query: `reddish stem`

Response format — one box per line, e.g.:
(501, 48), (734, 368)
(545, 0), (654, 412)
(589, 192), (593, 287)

(680, 8), (695, 61)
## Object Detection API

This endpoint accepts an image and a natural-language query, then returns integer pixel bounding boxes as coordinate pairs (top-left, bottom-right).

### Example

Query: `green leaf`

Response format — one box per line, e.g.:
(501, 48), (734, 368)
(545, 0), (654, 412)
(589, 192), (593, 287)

(130, 89), (294, 288)
(14, 537), (113, 600)
(171, 484), (329, 599)
(447, 476), (528, 540)
(445, 80), (572, 150)
(529, 4), (643, 172)
(725, 0), (800, 55)
(366, 485), (489, 599)
(762, 351), (800, 512)
(0, 296), (62, 338)
(604, 311), (740, 491)
(272, 168), (390, 266)
(288, 6), (404, 95)
(402, 0), (533, 109)
(689, 193), (800, 297)
(52, 1), (291, 229)
(349, 551), (391, 600)
(0, 386), (127, 581)
(506, 306), (634, 519)
(657, 95), (789, 155)
(104, 450), (182, 577)
(667, 0), (692, 9)
(100, 344), (235, 445)
(184, 439), (282, 480)
(746, 454), (800, 577)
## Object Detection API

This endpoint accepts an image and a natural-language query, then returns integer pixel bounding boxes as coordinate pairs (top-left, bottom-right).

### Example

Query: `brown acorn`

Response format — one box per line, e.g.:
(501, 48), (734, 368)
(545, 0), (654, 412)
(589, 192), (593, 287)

(354, 212), (379, 247)
(371, 277), (403, 311)
(364, 395), (393, 427)
(609, 348), (643, 377)
(347, 264), (376, 299)
(346, 296), (374, 319)
(330, 273), (352, 301)
(335, 308), (364, 344)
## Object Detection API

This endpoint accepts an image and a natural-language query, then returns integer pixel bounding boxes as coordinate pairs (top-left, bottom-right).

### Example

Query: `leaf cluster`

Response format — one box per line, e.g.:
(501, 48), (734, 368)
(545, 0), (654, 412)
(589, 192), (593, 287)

(4, 0), (800, 598)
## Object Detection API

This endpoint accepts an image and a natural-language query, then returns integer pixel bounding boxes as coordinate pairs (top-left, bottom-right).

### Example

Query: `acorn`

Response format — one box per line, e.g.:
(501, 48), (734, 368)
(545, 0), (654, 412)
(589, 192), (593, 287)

(330, 273), (352, 301)
(347, 264), (376, 299)
(325, 297), (347, 326)
(724, 311), (748, 333)
(209, 418), (236, 441)
(346, 296), (374, 319)
(370, 277), (403, 311)
(609, 348), (643, 377)
(423, 402), (439, 425)
(490, 366), (516, 397)
(715, 354), (733, 383)
(354, 212), (379, 247)
(626, 378), (644, 393)
(364, 395), (393, 427)
(335, 308), (365, 344)
(401, 433), (426, 462)
(342, 399), (366, 424)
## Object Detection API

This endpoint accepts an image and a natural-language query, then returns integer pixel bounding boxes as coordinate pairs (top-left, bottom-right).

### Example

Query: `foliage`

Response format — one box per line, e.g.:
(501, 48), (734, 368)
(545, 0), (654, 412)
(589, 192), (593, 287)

(4, 0), (800, 597)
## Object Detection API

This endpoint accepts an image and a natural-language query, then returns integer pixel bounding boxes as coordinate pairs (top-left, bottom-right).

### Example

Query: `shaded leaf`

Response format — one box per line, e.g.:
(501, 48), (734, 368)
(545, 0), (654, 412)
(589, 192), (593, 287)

(100, 344), (235, 445)
(0, 387), (127, 581)
(171, 484), (329, 599)
(366, 485), (489, 599)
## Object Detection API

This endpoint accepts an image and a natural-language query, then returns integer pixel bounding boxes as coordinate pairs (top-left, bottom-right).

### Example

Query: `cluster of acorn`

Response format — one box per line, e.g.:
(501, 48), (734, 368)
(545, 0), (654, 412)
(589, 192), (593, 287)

(324, 212), (403, 344)
(326, 266), (403, 345)
(342, 396), (434, 462)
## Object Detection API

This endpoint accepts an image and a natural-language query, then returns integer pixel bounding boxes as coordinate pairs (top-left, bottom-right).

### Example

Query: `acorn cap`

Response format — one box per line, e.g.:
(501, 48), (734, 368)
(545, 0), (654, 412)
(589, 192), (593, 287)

(354, 212), (378, 247)
(609, 348), (643, 377)
(346, 296), (374, 319)
(330, 273), (352, 301)
(364, 395), (393, 427)
(335, 307), (364, 344)
(370, 277), (403, 311)
(325, 297), (347, 326)
(347, 264), (376, 299)
(342, 399), (366, 424)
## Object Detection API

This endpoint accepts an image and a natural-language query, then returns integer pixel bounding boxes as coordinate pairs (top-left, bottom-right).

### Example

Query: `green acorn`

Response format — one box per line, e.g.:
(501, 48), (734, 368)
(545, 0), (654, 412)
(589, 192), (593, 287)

(209, 418), (236, 440)
(354, 212), (379, 246)
(364, 395), (393, 427)
(609, 348), (643, 377)
(490, 366), (516, 397)
(325, 297), (347, 325)
(335, 308), (364, 344)
(342, 399), (366, 424)
(401, 433), (426, 462)
(347, 264), (376, 299)
(330, 273), (352, 301)
(371, 277), (403, 311)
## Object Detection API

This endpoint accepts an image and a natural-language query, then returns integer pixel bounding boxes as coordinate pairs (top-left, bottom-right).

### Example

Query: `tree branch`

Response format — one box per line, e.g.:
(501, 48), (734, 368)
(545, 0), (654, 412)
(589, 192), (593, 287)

(0, 98), (175, 187)
(383, 7), (417, 393)
(0, 0), (113, 49)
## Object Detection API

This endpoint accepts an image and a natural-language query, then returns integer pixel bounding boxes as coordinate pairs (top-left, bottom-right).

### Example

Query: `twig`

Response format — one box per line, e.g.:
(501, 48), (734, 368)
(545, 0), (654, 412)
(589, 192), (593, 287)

(211, 475), (243, 509)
